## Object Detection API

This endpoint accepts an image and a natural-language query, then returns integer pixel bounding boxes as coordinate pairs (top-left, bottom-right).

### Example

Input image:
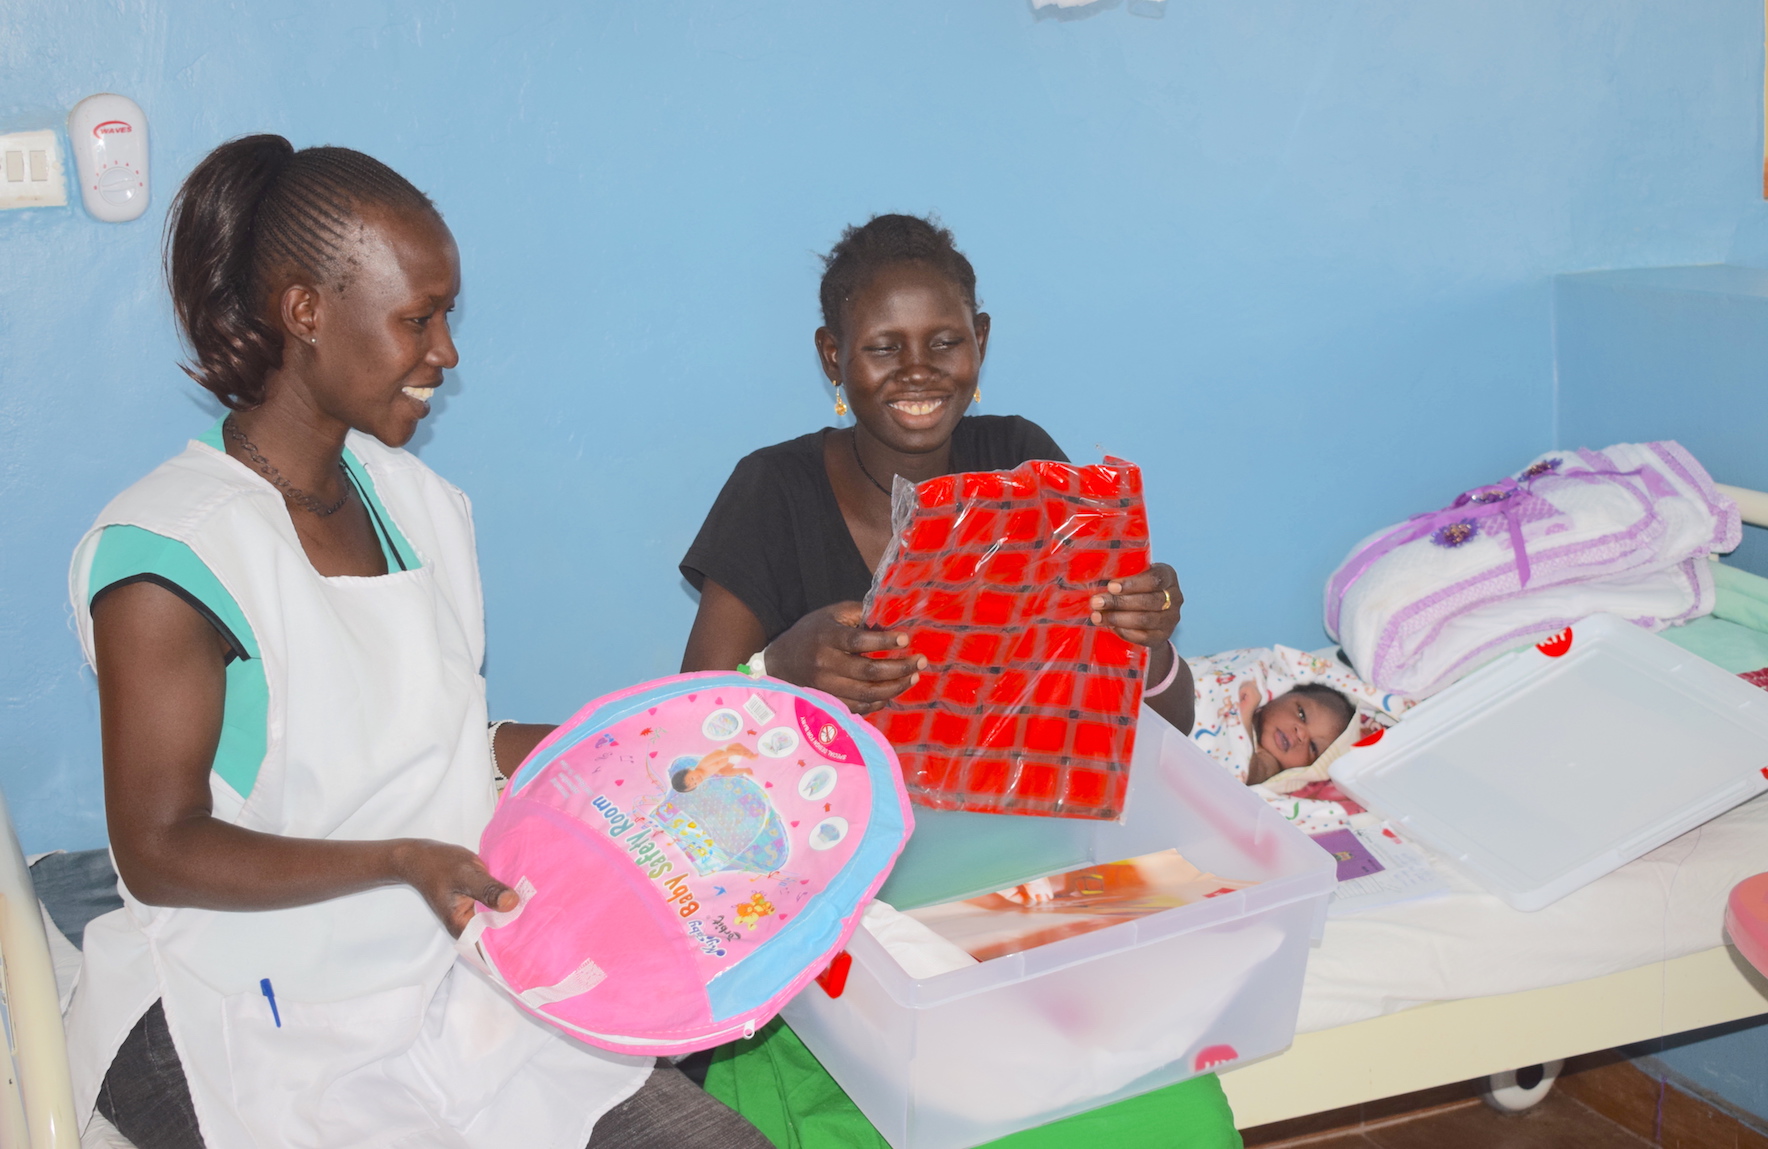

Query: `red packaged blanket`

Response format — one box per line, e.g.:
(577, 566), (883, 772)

(862, 458), (1150, 820)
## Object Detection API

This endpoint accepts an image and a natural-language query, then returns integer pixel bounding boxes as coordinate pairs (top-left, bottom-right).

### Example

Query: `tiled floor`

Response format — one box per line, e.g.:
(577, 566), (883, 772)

(1240, 1052), (1768, 1149)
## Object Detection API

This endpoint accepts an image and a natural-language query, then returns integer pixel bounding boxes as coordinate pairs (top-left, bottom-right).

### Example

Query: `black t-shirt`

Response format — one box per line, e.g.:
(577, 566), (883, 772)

(681, 414), (1069, 643)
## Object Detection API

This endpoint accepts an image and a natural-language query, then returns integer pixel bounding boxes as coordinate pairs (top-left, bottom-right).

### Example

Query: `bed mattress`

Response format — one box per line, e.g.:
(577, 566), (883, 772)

(1296, 789), (1768, 1034)
(1297, 565), (1768, 1033)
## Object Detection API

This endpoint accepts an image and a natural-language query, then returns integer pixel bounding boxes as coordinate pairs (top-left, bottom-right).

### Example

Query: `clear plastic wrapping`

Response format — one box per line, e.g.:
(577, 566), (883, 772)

(863, 458), (1150, 820)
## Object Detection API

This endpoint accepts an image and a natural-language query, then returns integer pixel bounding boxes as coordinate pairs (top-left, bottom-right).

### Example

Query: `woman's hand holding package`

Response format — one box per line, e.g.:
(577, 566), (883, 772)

(1090, 562), (1195, 734)
(1090, 563), (1182, 646)
(765, 601), (926, 716)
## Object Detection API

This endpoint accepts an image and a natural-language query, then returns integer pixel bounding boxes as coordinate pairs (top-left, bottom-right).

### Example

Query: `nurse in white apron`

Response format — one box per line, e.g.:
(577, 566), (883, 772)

(67, 135), (771, 1149)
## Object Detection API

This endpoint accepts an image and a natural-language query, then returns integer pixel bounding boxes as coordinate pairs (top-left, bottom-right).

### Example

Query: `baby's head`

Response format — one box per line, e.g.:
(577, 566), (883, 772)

(1254, 684), (1355, 772)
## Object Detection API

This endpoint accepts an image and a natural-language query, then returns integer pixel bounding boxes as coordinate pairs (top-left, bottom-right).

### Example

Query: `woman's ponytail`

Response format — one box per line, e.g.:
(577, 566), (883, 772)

(165, 134), (293, 410)
(164, 134), (436, 410)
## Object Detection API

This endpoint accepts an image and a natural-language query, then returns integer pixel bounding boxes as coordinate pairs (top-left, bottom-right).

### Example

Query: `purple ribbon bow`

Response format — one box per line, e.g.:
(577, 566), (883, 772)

(1326, 479), (1542, 635)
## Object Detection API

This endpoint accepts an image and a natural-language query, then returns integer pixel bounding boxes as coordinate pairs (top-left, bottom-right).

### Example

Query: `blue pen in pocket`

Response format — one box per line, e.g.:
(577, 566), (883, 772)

(260, 978), (282, 1028)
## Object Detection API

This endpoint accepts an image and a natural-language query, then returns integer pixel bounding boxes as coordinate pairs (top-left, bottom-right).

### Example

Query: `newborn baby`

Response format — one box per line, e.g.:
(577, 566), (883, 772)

(1240, 682), (1356, 786)
(1189, 645), (1414, 834)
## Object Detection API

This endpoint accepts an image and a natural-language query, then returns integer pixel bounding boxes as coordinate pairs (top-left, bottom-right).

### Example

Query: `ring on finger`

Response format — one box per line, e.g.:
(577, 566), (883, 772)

(1162, 588), (1172, 611)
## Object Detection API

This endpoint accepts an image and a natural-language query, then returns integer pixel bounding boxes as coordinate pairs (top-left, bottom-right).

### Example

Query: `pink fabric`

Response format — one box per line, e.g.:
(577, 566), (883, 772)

(1728, 872), (1768, 977)
(464, 673), (911, 1055)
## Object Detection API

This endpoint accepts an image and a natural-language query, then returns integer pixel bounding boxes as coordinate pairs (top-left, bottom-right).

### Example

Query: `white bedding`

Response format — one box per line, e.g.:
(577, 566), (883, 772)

(1296, 791), (1768, 1034)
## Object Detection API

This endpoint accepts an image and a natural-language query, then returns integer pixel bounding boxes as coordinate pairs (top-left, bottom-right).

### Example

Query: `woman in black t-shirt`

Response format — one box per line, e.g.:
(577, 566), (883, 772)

(681, 214), (1193, 733)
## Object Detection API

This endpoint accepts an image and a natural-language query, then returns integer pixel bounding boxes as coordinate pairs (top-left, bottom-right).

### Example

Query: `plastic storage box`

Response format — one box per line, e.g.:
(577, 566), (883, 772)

(1330, 612), (1768, 911)
(781, 713), (1335, 1149)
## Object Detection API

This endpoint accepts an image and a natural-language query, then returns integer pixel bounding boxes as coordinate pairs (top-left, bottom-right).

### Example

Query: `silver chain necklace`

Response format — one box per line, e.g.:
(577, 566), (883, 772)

(224, 417), (351, 516)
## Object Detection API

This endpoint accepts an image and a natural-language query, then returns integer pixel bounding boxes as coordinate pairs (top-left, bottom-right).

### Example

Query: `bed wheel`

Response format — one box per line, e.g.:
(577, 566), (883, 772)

(1481, 1059), (1564, 1112)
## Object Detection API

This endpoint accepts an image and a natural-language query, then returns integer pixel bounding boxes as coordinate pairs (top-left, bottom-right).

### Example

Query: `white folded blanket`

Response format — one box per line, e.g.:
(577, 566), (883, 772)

(1326, 442), (1739, 697)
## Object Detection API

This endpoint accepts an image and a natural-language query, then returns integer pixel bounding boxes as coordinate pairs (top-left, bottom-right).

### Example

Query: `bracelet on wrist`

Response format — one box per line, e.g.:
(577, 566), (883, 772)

(1142, 641), (1182, 699)
(488, 719), (515, 789)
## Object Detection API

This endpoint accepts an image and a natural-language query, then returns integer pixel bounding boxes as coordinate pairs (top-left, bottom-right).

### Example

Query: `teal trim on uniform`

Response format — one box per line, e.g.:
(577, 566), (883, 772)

(340, 449), (418, 570)
(84, 424), (423, 800)
(201, 416), (419, 571)
(88, 525), (269, 799)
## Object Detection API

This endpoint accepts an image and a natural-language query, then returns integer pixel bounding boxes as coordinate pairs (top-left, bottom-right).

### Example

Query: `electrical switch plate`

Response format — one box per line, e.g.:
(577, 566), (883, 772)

(0, 130), (68, 210)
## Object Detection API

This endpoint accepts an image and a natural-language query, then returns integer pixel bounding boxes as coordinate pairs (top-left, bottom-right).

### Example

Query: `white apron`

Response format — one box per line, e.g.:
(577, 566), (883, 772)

(66, 433), (649, 1149)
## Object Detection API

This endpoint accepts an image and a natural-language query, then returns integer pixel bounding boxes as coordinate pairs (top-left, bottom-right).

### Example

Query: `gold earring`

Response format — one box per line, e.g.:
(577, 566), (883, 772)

(833, 381), (848, 418)
(972, 386), (981, 404)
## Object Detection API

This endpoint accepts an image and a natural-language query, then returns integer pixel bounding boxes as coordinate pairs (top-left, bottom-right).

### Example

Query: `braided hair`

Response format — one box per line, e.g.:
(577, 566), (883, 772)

(165, 135), (437, 409)
(817, 213), (979, 339)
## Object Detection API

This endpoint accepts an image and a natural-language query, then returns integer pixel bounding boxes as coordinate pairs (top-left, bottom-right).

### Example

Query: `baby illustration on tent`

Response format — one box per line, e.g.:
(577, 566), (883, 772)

(641, 743), (793, 876)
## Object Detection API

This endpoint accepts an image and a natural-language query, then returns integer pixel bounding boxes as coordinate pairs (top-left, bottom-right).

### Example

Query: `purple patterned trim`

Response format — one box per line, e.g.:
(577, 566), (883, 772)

(1374, 546), (1714, 694)
(1327, 478), (1552, 633)
(1370, 515), (1667, 687)
(1647, 440), (1742, 553)
(1391, 555), (1713, 695)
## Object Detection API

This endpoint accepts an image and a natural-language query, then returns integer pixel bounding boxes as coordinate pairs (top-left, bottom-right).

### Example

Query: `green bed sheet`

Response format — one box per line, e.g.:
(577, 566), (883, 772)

(1663, 562), (1768, 673)
(705, 1019), (1242, 1149)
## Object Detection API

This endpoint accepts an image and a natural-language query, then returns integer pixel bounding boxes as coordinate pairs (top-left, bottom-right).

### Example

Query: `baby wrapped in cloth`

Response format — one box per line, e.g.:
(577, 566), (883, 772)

(1188, 645), (1414, 834)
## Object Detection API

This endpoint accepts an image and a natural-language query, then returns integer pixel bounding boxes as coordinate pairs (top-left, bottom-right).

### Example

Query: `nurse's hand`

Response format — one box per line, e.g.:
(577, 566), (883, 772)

(765, 601), (925, 716)
(393, 839), (519, 938)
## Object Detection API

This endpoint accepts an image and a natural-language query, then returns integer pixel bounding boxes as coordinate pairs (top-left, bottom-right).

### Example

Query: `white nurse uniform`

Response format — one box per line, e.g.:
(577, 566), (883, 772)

(67, 431), (650, 1148)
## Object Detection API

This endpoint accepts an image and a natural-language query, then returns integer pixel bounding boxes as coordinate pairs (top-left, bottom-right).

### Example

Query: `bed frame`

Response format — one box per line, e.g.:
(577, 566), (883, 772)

(1219, 946), (1768, 1128)
(1219, 480), (1768, 1130)
(0, 785), (78, 1148)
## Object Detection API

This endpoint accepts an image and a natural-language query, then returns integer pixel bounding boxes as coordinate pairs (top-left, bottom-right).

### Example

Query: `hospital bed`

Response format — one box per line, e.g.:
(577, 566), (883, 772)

(7, 490), (1768, 1148)
(1218, 481), (1768, 1130)
(0, 783), (79, 1148)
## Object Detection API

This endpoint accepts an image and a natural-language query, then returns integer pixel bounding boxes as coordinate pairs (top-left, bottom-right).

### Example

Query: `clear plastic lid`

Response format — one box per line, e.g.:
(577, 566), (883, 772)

(1330, 613), (1768, 911)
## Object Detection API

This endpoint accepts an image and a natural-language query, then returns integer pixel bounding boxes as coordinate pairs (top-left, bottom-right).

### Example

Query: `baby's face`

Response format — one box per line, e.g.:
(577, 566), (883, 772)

(1256, 692), (1352, 772)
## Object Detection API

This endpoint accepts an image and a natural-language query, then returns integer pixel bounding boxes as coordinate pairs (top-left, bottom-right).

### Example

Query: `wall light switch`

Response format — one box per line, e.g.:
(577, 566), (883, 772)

(0, 130), (68, 210)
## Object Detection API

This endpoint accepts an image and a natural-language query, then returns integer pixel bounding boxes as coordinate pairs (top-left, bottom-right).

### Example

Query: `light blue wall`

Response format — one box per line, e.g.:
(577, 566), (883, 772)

(2, 0), (1760, 853)
(1557, 264), (1768, 492)
(1556, 262), (1768, 575)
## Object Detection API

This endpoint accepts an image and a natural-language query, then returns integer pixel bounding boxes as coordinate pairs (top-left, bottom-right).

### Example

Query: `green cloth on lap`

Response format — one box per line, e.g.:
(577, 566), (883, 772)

(705, 1019), (1242, 1149)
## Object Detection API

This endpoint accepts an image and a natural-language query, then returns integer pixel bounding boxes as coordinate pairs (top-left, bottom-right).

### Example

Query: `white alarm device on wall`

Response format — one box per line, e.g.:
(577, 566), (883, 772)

(67, 94), (149, 222)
